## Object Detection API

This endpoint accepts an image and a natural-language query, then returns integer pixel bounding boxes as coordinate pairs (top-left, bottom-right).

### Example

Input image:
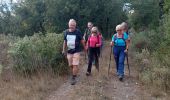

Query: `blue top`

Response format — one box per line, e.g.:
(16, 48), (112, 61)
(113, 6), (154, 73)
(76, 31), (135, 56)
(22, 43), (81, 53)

(112, 33), (128, 46)
(64, 29), (83, 54)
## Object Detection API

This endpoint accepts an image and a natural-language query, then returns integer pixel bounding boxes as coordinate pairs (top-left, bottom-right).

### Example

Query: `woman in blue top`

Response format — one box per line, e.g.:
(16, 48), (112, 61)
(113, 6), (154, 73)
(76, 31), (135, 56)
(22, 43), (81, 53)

(110, 24), (130, 81)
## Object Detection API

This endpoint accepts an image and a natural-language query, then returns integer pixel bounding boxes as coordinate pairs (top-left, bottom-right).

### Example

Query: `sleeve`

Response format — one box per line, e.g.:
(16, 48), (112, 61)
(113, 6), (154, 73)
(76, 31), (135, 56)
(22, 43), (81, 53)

(78, 30), (83, 40)
(86, 37), (90, 47)
(111, 35), (115, 42)
(124, 33), (129, 40)
(64, 31), (67, 41)
(98, 36), (102, 46)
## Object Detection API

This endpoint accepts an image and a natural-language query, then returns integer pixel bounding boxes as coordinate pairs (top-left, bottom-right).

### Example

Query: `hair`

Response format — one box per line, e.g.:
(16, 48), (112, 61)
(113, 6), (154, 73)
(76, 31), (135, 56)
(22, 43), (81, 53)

(91, 26), (98, 33)
(115, 24), (123, 31)
(121, 22), (128, 30)
(68, 19), (77, 25)
(88, 22), (92, 24)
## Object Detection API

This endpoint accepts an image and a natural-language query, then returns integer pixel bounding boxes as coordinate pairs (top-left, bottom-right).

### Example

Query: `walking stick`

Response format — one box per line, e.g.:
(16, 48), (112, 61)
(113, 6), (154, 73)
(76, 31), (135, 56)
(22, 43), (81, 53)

(126, 52), (130, 76)
(108, 46), (112, 76)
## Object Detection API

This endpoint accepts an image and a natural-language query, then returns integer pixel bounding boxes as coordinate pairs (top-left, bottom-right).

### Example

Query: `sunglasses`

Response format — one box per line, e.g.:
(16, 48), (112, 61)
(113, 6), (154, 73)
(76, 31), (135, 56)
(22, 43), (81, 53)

(116, 30), (122, 31)
(92, 31), (97, 33)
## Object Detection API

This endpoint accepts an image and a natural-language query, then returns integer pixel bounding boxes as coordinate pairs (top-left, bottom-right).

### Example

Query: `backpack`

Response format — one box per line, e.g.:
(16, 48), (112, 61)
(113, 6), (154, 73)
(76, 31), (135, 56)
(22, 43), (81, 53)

(113, 33), (126, 46)
(84, 29), (91, 41)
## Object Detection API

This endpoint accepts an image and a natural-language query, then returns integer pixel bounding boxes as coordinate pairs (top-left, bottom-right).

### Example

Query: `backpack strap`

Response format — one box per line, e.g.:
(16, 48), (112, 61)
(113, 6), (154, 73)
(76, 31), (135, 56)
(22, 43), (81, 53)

(88, 35), (91, 47)
(97, 35), (100, 44)
(114, 33), (126, 45)
(113, 34), (117, 43)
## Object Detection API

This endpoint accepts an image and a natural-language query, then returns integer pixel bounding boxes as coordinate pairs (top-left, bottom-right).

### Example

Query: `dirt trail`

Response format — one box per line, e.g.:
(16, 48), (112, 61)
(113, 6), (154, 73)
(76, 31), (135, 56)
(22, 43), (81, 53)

(46, 45), (167, 100)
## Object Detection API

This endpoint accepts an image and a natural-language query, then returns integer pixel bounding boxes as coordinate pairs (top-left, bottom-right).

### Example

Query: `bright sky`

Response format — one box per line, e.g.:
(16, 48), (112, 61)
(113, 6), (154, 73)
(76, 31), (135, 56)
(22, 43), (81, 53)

(0, 0), (18, 4)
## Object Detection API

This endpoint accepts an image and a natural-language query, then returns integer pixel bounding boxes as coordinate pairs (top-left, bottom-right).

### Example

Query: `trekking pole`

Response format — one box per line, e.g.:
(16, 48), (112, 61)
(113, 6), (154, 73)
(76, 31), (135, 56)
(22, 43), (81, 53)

(108, 46), (112, 76)
(85, 51), (87, 60)
(126, 52), (130, 76)
(84, 49), (88, 63)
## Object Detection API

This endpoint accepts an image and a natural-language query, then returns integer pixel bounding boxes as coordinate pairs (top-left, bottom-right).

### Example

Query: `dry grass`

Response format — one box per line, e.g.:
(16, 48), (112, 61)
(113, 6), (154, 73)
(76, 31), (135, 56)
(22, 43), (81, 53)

(0, 70), (67, 100)
(0, 34), (67, 100)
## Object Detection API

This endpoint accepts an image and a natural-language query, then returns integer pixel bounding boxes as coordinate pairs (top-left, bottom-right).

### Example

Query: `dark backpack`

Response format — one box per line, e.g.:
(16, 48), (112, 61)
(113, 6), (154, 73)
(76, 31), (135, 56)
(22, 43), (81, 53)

(84, 29), (91, 42)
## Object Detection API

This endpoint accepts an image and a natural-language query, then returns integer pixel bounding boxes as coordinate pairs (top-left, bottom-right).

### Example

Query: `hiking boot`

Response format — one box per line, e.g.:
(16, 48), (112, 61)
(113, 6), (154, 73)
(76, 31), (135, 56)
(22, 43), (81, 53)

(119, 76), (124, 82)
(71, 77), (76, 85)
(86, 72), (91, 76)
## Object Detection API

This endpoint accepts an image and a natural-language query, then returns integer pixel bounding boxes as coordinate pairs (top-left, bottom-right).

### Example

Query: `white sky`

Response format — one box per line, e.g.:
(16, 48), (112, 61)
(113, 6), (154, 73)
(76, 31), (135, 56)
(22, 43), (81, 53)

(0, 0), (18, 3)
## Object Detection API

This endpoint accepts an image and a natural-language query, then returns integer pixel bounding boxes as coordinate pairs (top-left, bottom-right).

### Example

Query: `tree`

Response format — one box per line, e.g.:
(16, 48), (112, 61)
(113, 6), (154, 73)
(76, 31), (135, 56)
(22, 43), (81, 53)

(0, 0), (127, 37)
(128, 0), (160, 30)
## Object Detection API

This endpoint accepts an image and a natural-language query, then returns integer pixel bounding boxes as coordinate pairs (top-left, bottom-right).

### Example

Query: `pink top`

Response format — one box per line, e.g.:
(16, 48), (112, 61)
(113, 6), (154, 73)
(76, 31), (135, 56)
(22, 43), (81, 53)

(87, 34), (101, 48)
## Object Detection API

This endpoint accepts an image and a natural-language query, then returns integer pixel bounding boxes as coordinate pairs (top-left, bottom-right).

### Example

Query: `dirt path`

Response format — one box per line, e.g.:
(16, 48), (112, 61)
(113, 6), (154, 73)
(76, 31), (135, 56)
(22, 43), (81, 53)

(46, 45), (167, 100)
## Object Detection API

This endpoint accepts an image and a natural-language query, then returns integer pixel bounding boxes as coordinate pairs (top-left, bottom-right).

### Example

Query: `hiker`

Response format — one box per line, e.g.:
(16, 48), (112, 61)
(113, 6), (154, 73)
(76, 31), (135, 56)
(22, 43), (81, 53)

(121, 22), (130, 43)
(121, 22), (129, 35)
(83, 22), (93, 44)
(83, 22), (94, 61)
(62, 19), (86, 85)
(86, 27), (102, 76)
(110, 24), (130, 81)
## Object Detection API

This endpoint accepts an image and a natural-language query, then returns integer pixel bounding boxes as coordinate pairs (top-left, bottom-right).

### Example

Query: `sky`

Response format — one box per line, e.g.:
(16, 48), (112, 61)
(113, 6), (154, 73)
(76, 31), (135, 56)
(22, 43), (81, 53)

(0, 0), (18, 4)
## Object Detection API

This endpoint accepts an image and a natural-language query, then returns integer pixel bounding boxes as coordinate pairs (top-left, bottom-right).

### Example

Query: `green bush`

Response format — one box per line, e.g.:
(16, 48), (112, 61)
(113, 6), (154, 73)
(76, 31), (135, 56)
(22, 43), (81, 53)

(131, 31), (150, 52)
(131, 29), (163, 53)
(8, 33), (68, 75)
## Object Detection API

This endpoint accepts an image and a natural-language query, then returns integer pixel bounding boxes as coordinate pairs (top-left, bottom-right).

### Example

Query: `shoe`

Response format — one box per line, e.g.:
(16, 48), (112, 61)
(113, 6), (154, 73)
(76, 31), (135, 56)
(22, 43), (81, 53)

(119, 75), (124, 82)
(71, 77), (76, 85)
(86, 72), (91, 76)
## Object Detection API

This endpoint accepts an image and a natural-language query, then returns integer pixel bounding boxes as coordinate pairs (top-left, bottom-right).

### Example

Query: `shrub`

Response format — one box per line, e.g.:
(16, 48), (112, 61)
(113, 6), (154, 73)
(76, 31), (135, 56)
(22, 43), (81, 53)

(131, 29), (163, 53)
(8, 33), (68, 75)
(135, 49), (170, 91)
(131, 31), (150, 52)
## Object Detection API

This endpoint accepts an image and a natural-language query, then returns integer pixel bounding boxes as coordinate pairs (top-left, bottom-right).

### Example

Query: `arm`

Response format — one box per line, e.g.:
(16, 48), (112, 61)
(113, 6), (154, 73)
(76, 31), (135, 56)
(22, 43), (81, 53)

(81, 39), (86, 50)
(110, 41), (114, 47)
(96, 36), (102, 47)
(110, 35), (114, 46)
(125, 40), (129, 51)
(125, 35), (130, 52)
(62, 40), (67, 54)
(83, 29), (87, 40)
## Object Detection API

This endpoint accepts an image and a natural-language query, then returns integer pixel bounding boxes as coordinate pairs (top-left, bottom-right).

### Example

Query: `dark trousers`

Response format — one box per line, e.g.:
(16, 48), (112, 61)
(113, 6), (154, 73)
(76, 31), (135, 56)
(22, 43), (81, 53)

(96, 47), (100, 57)
(87, 47), (99, 73)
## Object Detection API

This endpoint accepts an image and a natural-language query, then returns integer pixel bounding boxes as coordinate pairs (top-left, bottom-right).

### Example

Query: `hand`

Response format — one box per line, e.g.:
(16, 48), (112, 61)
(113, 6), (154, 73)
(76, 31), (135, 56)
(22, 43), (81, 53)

(110, 42), (113, 47)
(96, 44), (100, 47)
(85, 46), (88, 51)
(124, 49), (128, 53)
(62, 50), (66, 55)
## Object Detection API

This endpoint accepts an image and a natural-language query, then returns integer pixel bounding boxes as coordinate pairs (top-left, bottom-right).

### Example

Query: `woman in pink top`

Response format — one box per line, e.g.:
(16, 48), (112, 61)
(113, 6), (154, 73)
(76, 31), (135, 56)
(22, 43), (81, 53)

(86, 27), (101, 76)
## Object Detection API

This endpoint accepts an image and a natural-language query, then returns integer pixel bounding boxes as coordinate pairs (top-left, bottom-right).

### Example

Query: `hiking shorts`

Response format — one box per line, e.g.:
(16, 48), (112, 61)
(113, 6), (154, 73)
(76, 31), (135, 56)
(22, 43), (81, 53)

(67, 53), (80, 66)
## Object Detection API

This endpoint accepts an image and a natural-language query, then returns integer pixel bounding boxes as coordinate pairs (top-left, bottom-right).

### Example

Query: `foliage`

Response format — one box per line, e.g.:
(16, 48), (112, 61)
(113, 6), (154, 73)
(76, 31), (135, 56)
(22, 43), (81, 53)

(131, 8), (170, 92)
(128, 0), (160, 30)
(164, 0), (170, 13)
(0, 0), (127, 38)
(8, 33), (68, 75)
(135, 49), (170, 91)
(131, 29), (163, 52)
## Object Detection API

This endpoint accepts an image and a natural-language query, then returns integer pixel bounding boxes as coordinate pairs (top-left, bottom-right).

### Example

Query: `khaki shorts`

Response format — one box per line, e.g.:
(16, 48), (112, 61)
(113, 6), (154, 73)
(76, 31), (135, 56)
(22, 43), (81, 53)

(67, 53), (80, 66)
